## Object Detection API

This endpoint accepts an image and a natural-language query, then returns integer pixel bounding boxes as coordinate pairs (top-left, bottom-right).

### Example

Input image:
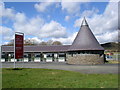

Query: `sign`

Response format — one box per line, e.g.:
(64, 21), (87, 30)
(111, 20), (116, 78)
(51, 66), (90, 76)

(15, 33), (24, 59)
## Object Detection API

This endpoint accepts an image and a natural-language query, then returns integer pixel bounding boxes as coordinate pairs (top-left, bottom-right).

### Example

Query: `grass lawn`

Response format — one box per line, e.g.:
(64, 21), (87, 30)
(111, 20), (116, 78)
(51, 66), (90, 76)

(2, 68), (118, 88)
(106, 60), (119, 64)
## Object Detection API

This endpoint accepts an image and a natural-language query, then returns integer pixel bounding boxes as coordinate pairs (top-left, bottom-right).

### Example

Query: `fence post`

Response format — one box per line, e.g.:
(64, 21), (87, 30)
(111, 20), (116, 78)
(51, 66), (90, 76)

(116, 54), (118, 60)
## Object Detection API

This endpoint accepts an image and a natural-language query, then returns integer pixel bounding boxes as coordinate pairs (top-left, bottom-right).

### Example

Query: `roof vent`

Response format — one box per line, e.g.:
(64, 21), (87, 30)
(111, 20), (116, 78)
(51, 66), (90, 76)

(81, 17), (88, 26)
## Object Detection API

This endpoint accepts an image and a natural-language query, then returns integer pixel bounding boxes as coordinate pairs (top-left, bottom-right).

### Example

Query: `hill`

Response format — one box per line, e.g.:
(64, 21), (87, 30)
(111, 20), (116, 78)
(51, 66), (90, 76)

(101, 42), (119, 52)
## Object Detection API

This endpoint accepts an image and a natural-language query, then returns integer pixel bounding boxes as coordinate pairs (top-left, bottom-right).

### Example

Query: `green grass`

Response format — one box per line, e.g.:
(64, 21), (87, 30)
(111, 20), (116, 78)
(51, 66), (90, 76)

(2, 68), (118, 88)
(106, 60), (119, 64)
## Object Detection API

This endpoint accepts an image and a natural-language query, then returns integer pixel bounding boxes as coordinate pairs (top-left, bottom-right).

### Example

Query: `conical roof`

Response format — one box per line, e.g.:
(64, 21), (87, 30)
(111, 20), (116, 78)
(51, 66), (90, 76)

(69, 18), (104, 51)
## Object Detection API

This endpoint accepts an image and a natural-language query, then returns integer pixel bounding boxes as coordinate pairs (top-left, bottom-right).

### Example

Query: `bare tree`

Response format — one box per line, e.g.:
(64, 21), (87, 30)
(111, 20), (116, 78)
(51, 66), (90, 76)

(47, 40), (53, 45)
(5, 39), (14, 46)
(3, 39), (63, 46)
(24, 39), (34, 45)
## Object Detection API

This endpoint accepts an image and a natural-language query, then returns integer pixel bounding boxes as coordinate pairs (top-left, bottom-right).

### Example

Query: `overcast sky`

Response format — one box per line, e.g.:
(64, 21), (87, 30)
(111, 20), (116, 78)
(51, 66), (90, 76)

(0, 1), (119, 45)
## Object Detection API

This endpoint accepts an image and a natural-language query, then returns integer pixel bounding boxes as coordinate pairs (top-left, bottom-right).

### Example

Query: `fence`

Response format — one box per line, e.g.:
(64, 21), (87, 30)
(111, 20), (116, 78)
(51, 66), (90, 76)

(106, 54), (120, 60)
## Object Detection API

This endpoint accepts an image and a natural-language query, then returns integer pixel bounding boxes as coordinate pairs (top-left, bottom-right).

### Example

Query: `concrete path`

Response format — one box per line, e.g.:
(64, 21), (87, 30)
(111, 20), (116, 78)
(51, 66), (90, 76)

(1, 62), (119, 74)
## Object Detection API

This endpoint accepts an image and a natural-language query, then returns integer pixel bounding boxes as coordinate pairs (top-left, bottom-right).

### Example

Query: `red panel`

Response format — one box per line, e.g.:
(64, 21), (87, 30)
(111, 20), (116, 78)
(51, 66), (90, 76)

(15, 34), (24, 59)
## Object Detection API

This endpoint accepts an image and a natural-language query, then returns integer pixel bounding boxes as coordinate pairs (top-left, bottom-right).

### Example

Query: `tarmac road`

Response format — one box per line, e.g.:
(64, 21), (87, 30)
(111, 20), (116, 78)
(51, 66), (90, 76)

(1, 62), (119, 74)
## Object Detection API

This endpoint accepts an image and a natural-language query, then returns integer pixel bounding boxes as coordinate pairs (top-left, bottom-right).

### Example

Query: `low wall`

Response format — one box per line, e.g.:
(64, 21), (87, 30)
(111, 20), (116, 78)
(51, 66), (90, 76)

(67, 54), (104, 65)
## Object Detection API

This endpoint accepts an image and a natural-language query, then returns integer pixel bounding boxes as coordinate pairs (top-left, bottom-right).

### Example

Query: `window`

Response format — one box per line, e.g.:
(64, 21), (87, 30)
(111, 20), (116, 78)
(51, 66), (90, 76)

(2, 54), (5, 58)
(24, 55), (28, 58)
(11, 54), (14, 58)
(47, 53), (53, 57)
(36, 55), (40, 57)
(59, 53), (65, 57)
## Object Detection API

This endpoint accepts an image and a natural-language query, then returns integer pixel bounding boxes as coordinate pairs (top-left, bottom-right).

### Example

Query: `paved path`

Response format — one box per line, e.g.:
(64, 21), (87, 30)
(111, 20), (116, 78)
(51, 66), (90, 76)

(1, 62), (119, 74)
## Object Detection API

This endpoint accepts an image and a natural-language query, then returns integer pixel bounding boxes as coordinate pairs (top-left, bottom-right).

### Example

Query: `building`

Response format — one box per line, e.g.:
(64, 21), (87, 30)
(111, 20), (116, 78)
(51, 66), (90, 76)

(1, 45), (69, 62)
(67, 18), (105, 64)
(1, 18), (105, 64)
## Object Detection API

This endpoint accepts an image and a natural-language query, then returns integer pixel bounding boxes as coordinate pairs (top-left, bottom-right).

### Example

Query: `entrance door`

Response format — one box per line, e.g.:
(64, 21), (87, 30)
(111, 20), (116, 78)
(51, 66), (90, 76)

(28, 54), (31, 62)
(28, 53), (35, 62)
(5, 53), (9, 62)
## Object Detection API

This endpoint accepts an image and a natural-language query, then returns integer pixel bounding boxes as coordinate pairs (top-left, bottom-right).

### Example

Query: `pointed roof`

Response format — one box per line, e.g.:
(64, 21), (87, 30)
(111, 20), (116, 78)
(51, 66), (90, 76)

(81, 17), (88, 26)
(69, 18), (104, 51)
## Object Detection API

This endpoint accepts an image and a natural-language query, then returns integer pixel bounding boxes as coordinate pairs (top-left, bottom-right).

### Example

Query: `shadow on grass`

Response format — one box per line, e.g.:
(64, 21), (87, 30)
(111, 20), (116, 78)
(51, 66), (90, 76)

(6, 68), (24, 70)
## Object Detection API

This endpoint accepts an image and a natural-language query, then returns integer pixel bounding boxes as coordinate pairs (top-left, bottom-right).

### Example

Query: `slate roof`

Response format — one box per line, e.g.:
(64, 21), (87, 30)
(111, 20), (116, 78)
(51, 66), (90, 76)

(69, 18), (104, 51)
(1, 18), (104, 53)
(1, 45), (70, 53)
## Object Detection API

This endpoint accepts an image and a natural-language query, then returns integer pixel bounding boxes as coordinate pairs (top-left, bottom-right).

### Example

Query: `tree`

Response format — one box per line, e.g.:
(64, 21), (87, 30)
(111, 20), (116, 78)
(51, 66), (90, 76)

(52, 41), (62, 45)
(5, 39), (14, 46)
(3, 39), (63, 46)
(39, 41), (47, 45)
(24, 39), (34, 45)
(47, 40), (53, 45)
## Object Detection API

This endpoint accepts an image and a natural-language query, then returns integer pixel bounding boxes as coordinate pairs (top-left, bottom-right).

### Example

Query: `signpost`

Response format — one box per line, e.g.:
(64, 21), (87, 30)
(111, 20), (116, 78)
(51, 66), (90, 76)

(14, 32), (24, 68)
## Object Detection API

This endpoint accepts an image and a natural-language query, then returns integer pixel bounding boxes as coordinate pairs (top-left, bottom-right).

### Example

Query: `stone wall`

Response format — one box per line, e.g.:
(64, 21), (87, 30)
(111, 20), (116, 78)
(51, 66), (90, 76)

(67, 54), (104, 65)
